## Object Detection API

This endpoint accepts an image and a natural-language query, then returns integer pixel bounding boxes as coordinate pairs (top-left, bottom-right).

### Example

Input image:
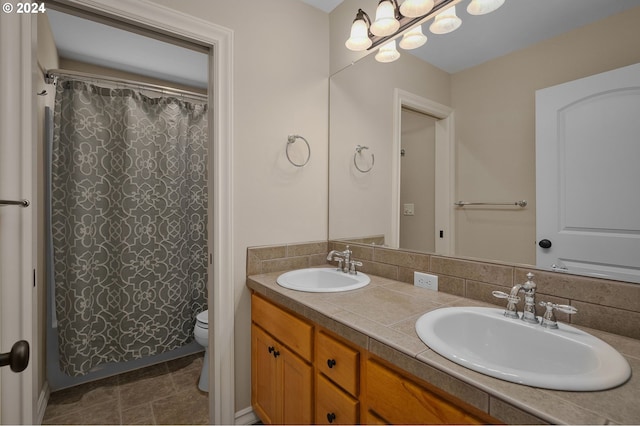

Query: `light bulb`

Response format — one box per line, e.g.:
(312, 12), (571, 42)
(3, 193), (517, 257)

(429, 5), (461, 35)
(399, 0), (435, 18)
(375, 40), (400, 63)
(467, 0), (505, 15)
(345, 18), (372, 51)
(370, 1), (400, 37)
(399, 25), (427, 50)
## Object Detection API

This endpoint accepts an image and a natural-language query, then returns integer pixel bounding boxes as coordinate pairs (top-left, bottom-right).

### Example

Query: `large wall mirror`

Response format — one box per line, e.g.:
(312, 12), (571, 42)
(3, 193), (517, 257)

(329, 0), (640, 282)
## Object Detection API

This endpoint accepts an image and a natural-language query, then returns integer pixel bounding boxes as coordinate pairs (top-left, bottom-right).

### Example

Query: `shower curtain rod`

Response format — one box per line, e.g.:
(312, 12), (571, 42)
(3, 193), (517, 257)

(45, 68), (208, 102)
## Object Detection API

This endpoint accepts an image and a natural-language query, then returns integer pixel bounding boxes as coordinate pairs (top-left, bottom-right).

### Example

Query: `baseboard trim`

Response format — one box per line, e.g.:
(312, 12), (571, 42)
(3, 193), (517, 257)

(36, 381), (51, 425)
(235, 406), (259, 425)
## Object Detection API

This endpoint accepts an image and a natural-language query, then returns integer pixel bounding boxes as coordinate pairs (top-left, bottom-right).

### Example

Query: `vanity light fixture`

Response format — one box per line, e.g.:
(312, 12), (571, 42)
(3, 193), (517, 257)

(345, 9), (373, 51)
(467, 0), (505, 15)
(346, 0), (507, 63)
(400, 0), (435, 18)
(375, 40), (401, 63)
(399, 25), (427, 50)
(429, 5), (462, 34)
(371, 0), (401, 36)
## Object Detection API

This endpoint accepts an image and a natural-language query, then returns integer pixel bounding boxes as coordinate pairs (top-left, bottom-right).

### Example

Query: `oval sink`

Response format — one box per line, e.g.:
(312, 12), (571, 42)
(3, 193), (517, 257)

(277, 268), (370, 293)
(415, 307), (631, 391)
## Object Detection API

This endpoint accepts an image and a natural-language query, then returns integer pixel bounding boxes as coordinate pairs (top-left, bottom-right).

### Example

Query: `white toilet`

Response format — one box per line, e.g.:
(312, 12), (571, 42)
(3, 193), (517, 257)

(194, 309), (209, 392)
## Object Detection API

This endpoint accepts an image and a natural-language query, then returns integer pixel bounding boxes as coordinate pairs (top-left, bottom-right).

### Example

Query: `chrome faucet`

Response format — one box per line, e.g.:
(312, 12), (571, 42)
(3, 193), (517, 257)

(492, 272), (538, 323)
(326, 246), (354, 274)
(520, 273), (538, 324)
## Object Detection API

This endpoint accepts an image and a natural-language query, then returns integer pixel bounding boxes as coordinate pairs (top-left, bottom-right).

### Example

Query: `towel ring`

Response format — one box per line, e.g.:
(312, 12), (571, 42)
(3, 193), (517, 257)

(286, 135), (310, 167)
(354, 145), (374, 173)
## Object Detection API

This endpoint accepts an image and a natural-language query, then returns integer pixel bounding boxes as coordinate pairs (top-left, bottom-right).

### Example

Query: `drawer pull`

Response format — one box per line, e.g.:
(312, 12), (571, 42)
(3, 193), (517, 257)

(327, 358), (336, 368)
(327, 412), (336, 423)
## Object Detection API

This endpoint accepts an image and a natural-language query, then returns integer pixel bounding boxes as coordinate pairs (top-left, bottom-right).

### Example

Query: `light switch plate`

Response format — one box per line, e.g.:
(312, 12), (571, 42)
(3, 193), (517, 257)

(403, 203), (415, 216)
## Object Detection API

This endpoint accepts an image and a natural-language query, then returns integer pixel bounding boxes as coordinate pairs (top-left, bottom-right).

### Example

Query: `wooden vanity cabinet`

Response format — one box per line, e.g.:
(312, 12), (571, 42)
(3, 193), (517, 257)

(315, 330), (360, 424)
(363, 356), (495, 425)
(251, 295), (313, 425)
(251, 292), (499, 425)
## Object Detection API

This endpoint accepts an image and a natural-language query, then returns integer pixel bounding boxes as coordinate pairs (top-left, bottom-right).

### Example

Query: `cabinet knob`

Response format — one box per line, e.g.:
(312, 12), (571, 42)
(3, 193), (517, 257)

(327, 358), (336, 368)
(272, 350), (280, 358)
(327, 412), (336, 423)
(268, 346), (275, 354)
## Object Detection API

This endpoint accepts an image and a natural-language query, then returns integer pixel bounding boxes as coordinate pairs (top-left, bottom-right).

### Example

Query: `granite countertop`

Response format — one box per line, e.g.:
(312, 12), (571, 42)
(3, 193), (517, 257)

(247, 267), (640, 425)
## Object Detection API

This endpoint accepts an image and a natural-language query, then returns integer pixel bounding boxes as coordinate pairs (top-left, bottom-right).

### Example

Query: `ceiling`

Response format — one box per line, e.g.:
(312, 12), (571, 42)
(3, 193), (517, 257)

(46, 9), (209, 89)
(47, 0), (640, 87)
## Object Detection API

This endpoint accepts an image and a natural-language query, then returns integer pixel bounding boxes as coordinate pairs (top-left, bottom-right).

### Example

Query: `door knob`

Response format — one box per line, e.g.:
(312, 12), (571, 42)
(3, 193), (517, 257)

(0, 340), (29, 372)
(538, 239), (552, 249)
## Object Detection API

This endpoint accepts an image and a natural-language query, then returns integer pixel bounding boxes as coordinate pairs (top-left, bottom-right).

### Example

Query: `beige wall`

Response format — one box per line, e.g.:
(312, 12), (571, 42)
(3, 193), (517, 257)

(329, 52), (450, 242)
(36, 12), (59, 411)
(452, 6), (640, 264)
(148, 0), (329, 412)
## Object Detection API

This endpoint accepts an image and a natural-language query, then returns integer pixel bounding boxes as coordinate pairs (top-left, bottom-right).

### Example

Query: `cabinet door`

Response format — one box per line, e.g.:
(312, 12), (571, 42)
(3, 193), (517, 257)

(366, 359), (485, 425)
(252, 325), (281, 424)
(315, 374), (359, 425)
(281, 345), (313, 425)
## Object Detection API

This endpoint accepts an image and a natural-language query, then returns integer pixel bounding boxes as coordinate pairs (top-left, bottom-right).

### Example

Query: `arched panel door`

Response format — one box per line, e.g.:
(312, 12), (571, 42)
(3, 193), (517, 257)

(536, 62), (640, 283)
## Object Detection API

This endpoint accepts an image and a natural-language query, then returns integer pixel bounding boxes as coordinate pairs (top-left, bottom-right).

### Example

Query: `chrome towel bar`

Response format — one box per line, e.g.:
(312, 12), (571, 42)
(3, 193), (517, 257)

(454, 200), (527, 208)
(0, 199), (30, 207)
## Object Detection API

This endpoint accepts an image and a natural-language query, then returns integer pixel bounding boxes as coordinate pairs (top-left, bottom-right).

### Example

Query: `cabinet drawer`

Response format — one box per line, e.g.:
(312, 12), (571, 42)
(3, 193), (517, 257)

(315, 374), (359, 425)
(252, 294), (313, 361)
(317, 331), (359, 396)
(365, 359), (485, 425)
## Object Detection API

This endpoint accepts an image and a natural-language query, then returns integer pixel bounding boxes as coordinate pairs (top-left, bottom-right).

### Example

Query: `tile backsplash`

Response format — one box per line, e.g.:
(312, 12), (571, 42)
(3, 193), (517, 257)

(246, 240), (640, 341)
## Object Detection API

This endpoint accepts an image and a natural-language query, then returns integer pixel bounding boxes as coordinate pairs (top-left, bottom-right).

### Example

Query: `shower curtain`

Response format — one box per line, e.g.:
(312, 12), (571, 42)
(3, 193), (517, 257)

(50, 79), (208, 376)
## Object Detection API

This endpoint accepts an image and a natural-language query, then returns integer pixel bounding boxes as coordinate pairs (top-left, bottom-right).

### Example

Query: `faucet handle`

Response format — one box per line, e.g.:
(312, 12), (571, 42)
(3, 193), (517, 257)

(349, 260), (363, 275)
(492, 290), (520, 304)
(538, 301), (577, 329)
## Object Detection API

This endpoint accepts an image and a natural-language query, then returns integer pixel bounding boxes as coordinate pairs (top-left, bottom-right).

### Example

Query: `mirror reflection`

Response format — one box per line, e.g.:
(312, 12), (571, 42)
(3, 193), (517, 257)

(329, 0), (640, 282)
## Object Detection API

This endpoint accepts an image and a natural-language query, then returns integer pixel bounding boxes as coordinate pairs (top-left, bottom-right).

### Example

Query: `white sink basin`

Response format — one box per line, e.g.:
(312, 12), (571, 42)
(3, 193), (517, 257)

(277, 268), (370, 293)
(415, 306), (631, 391)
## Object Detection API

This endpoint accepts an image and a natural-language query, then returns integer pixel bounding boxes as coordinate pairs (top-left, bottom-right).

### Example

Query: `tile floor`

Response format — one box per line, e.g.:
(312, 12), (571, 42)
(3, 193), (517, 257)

(43, 353), (208, 425)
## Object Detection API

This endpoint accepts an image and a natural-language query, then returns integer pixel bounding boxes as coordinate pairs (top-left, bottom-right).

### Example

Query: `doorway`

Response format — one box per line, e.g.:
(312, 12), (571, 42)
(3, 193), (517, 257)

(1, 2), (233, 423)
(399, 108), (437, 252)
(392, 89), (454, 256)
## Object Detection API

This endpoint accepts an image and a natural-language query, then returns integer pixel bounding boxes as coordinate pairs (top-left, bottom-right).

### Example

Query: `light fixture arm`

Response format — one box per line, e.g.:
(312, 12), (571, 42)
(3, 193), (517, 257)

(390, 0), (402, 20)
(355, 8), (372, 35)
(368, 0), (457, 50)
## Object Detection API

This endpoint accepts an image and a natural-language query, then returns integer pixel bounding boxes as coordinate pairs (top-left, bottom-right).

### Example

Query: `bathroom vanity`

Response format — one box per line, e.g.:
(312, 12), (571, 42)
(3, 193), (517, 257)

(247, 269), (640, 425)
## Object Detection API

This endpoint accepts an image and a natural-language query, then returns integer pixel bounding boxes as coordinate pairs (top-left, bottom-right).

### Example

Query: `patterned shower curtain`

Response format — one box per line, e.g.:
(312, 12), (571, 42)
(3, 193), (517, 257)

(51, 79), (208, 376)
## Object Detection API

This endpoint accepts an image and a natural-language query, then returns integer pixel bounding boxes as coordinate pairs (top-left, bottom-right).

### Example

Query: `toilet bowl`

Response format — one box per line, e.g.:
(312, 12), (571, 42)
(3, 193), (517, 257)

(194, 310), (209, 392)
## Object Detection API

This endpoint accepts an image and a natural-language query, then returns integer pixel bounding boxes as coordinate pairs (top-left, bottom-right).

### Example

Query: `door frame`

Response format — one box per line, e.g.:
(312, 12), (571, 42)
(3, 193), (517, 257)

(6, 0), (235, 423)
(391, 89), (455, 255)
(0, 5), (36, 424)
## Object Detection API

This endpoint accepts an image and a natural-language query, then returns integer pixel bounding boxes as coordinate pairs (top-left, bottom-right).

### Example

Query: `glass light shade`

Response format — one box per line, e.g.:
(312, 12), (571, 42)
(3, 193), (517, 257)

(399, 0), (435, 18)
(467, 0), (505, 15)
(370, 1), (400, 37)
(429, 5), (462, 34)
(399, 25), (427, 50)
(345, 19), (372, 51)
(375, 40), (400, 63)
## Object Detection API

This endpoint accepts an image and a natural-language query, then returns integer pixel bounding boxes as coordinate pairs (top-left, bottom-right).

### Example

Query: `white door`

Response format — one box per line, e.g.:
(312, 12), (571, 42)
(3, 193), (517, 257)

(536, 62), (640, 283)
(0, 7), (35, 424)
